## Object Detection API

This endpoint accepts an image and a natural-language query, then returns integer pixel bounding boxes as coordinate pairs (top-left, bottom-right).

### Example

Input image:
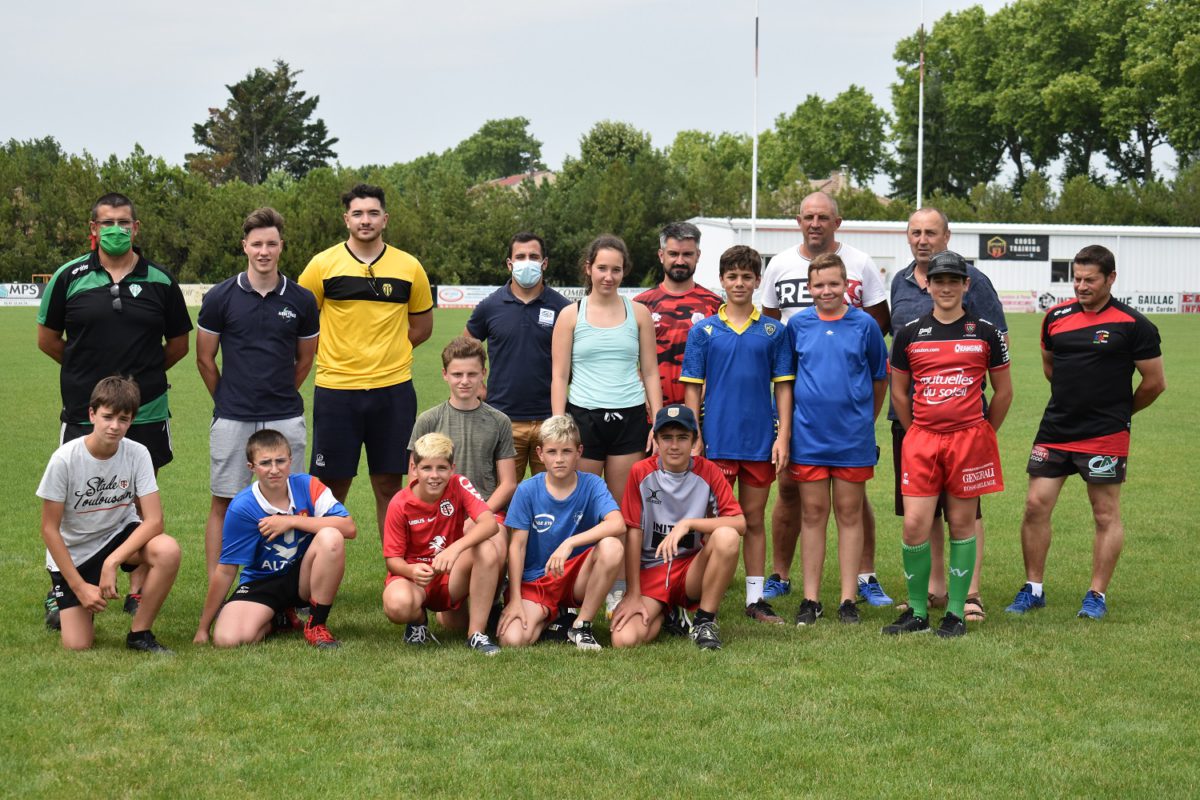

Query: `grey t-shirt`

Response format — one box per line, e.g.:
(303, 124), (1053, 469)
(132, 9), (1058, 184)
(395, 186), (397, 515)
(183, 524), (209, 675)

(36, 437), (157, 571)
(408, 401), (516, 501)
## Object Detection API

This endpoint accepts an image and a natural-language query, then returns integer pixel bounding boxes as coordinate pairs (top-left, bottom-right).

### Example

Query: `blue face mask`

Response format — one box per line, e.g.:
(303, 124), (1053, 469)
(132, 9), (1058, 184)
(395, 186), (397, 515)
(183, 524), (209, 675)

(512, 259), (543, 289)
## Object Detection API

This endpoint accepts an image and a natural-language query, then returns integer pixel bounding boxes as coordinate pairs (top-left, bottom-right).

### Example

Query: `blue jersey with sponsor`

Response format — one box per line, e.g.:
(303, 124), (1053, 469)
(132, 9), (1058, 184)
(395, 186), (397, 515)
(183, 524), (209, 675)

(505, 471), (618, 582)
(680, 306), (795, 460)
(221, 473), (349, 584)
(787, 306), (888, 467)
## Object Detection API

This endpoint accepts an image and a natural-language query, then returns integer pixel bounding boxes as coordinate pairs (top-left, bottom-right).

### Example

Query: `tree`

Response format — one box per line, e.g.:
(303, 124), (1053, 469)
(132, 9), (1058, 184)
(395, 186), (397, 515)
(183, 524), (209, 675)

(188, 60), (338, 185)
(766, 86), (891, 188)
(665, 130), (751, 217)
(453, 117), (545, 182)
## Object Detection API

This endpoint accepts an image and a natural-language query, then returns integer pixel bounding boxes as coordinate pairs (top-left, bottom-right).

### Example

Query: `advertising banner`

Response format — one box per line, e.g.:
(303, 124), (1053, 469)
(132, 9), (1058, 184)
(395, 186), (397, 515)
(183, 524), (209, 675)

(1037, 290), (1182, 314)
(978, 234), (1050, 261)
(999, 290), (1038, 313)
(435, 285), (642, 308)
(1181, 293), (1200, 313)
(0, 283), (46, 307)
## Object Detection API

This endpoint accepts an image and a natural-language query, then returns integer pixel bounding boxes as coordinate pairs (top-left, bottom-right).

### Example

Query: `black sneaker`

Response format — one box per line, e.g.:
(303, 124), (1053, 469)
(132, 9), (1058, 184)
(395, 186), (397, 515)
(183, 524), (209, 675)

(794, 599), (823, 626)
(467, 631), (501, 656)
(881, 608), (930, 635)
(404, 611), (440, 646)
(837, 599), (860, 624)
(566, 621), (602, 651)
(936, 611), (967, 638)
(662, 606), (692, 637)
(745, 599), (785, 624)
(123, 593), (141, 616)
(539, 609), (576, 642)
(690, 619), (722, 650)
(45, 591), (61, 631)
(126, 630), (173, 654)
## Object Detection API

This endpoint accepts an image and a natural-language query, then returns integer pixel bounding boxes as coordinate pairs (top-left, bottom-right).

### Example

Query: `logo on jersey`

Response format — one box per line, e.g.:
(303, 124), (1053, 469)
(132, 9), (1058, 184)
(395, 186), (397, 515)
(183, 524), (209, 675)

(119, 479), (128, 489)
(651, 312), (662, 324)
(129, 284), (142, 298)
(278, 307), (297, 321)
(439, 500), (455, 517)
(961, 463), (996, 490)
(954, 343), (984, 353)
(1093, 330), (1110, 344)
(764, 323), (776, 335)
(1029, 445), (1049, 463)
(262, 531), (300, 571)
(1088, 456), (1118, 478)
(646, 488), (663, 505)
(918, 326), (933, 336)
(538, 308), (556, 327)
(703, 325), (713, 336)
(918, 369), (973, 402)
(429, 535), (448, 555)
(964, 322), (976, 334)
(382, 283), (393, 298)
(825, 330), (834, 336)
(532, 513), (555, 534)
(315, 454), (325, 467)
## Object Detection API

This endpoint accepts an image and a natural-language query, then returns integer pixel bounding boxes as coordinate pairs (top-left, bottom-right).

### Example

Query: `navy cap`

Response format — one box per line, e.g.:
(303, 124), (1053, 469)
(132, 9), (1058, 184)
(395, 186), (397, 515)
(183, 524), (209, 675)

(926, 250), (970, 278)
(653, 404), (698, 433)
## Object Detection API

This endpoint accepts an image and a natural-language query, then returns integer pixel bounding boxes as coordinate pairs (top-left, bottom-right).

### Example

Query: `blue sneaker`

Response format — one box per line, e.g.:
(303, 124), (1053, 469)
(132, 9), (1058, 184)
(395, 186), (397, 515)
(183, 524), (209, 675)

(1078, 590), (1107, 619)
(763, 574), (791, 599)
(1005, 583), (1046, 614)
(857, 576), (893, 607)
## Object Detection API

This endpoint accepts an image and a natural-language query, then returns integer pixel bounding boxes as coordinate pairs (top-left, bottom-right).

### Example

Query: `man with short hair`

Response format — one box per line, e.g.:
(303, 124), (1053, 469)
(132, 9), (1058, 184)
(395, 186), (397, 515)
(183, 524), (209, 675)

(37, 192), (193, 624)
(299, 184), (434, 540)
(888, 207), (1007, 621)
(760, 192), (890, 605)
(466, 232), (570, 478)
(1006, 245), (1164, 620)
(196, 207), (319, 578)
(634, 222), (723, 407)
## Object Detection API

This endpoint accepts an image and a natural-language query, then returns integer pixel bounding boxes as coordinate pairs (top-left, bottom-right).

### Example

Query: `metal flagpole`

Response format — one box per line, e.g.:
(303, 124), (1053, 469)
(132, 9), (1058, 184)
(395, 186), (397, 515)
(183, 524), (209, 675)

(751, 0), (759, 248)
(916, 0), (926, 209)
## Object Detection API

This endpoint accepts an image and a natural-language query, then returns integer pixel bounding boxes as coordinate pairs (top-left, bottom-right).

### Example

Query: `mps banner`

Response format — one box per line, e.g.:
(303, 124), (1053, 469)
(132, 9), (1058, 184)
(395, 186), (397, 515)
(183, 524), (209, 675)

(0, 283), (46, 306)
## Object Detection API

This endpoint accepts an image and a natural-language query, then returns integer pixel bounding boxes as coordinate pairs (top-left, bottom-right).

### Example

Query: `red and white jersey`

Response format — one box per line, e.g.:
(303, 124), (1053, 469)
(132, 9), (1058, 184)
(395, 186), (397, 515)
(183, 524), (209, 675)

(761, 242), (887, 322)
(383, 475), (489, 564)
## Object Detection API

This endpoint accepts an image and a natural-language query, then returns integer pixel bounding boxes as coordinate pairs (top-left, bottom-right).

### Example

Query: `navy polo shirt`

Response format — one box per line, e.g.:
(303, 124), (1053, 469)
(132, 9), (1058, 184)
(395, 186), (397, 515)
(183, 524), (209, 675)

(197, 273), (319, 421)
(466, 281), (570, 420)
(888, 260), (1007, 421)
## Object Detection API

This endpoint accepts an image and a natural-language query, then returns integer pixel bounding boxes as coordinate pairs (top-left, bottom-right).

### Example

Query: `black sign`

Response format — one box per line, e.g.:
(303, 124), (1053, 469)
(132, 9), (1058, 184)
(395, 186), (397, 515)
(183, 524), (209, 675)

(977, 234), (1049, 261)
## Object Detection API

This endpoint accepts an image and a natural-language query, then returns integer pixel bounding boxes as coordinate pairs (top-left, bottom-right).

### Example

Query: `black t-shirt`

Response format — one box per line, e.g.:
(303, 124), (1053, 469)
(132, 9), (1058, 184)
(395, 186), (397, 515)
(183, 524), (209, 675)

(1036, 298), (1161, 445)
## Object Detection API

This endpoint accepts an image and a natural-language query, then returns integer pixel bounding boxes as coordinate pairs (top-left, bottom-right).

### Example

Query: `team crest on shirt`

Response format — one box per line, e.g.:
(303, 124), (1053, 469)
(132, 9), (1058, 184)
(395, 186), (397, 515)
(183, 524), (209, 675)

(532, 513), (555, 534)
(382, 283), (394, 297)
(119, 479), (128, 489)
(429, 535), (448, 555)
(918, 326), (932, 336)
(439, 500), (455, 516)
(278, 307), (297, 321)
(964, 322), (976, 334)
(129, 284), (142, 298)
(646, 489), (663, 504)
(1093, 330), (1110, 344)
(764, 323), (777, 335)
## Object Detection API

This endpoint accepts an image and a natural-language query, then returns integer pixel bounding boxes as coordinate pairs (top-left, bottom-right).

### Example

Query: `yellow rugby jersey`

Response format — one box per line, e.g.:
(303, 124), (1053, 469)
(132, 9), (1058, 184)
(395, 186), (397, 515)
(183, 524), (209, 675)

(299, 242), (433, 389)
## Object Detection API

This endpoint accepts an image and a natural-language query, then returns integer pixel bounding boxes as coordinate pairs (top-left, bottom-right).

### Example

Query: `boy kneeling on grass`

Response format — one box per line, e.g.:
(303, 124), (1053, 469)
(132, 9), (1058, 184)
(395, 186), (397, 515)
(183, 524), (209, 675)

(195, 428), (356, 649)
(38, 376), (180, 653)
(498, 415), (625, 651)
(382, 433), (503, 655)
(611, 405), (745, 651)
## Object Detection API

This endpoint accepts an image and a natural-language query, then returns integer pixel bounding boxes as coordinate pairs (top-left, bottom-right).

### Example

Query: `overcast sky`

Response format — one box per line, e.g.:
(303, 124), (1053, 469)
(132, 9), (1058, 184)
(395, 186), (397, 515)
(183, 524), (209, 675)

(8, 0), (1009, 173)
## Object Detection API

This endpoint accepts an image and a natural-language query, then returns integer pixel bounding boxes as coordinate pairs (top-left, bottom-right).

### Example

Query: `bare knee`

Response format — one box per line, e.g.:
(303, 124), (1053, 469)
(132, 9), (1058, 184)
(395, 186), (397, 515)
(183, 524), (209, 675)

(595, 536), (623, 566)
(710, 527), (740, 559)
(611, 625), (646, 649)
(382, 587), (420, 623)
(314, 527), (345, 556)
(146, 535), (182, 570)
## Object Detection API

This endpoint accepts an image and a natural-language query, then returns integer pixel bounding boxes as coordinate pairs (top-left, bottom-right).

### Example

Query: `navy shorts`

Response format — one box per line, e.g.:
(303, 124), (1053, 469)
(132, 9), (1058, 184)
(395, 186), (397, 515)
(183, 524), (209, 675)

(567, 403), (650, 461)
(48, 522), (140, 611)
(228, 564), (305, 612)
(310, 382), (416, 479)
(62, 420), (173, 470)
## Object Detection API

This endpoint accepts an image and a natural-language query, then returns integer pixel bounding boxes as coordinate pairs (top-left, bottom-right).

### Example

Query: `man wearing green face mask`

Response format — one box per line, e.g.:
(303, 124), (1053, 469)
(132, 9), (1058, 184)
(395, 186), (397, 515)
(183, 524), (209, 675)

(37, 192), (193, 627)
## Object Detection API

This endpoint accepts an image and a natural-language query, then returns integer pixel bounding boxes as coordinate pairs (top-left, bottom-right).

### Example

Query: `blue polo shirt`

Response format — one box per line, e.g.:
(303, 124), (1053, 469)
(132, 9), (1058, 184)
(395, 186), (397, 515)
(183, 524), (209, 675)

(466, 281), (570, 421)
(197, 273), (319, 421)
(888, 260), (1007, 421)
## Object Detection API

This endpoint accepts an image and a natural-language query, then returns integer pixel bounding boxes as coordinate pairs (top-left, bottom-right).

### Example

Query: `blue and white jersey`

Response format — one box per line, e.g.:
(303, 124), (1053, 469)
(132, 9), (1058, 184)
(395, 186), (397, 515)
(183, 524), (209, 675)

(505, 471), (619, 582)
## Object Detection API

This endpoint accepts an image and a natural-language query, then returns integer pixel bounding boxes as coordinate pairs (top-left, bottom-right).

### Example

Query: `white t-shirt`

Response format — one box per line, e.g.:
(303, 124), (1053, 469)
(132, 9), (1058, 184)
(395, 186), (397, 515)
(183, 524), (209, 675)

(761, 242), (887, 322)
(36, 437), (157, 571)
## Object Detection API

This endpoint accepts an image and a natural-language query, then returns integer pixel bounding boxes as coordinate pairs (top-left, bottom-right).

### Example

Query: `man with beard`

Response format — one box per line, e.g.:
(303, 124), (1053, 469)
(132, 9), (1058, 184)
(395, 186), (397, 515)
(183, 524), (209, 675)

(298, 184), (434, 540)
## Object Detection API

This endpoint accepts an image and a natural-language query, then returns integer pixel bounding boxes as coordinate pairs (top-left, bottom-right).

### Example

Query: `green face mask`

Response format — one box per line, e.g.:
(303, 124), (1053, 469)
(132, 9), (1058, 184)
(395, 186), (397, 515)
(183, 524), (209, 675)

(98, 225), (133, 256)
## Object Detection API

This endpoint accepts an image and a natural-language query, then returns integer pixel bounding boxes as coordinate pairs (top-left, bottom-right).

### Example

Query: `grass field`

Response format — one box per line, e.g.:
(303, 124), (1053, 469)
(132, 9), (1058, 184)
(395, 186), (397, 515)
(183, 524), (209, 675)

(1, 306), (1197, 798)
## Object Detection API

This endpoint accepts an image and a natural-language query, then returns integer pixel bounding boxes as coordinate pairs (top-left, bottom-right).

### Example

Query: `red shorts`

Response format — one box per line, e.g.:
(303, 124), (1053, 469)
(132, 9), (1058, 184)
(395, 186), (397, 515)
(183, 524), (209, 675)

(787, 463), (874, 483)
(639, 552), (699, 611)
(901, 421), (1003, 498)
(384, 571), (462, 612)
(712, 459), (775, 488)
(519, 549), (592, 612)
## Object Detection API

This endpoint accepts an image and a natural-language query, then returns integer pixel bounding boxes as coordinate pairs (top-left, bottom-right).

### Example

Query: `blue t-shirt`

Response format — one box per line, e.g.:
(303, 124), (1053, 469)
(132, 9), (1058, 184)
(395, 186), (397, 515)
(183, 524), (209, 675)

(220, 473), (349, 585)
(787, 306), (888, 467)
(466, 282), (570, 420)
(504, 471), (619, 582)
(680, 306), (795, 461)
(197, 273), (319, 421)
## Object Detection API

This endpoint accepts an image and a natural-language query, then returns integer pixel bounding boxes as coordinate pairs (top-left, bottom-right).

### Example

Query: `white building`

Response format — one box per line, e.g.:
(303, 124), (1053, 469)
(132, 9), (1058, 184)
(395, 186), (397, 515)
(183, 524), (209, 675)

(689, 217), (1200, 313)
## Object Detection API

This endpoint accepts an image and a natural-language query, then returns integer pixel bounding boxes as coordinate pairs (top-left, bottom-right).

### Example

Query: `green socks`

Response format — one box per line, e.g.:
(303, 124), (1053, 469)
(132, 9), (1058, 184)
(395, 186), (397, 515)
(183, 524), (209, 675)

(947, 536), (977, 618)
(902, 541), (932, 619)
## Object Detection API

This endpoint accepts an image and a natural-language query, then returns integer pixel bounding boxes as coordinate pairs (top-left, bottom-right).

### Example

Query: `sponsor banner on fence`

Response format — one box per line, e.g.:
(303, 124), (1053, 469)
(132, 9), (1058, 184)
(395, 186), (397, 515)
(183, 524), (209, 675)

(999, 290), (1038, 314)
(435, 285), (642, 308)
(978, 234), (1050, 261)
(1036, 290), (1182, 314)
(182, 284), (216, 307)
(1182, 292), (1200, 313)
(0, 283), (46, 306)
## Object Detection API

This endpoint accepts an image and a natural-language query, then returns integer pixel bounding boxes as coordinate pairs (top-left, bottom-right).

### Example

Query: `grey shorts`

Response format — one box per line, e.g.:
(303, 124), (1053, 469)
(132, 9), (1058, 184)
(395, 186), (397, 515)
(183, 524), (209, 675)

(210, 416), (307, 498)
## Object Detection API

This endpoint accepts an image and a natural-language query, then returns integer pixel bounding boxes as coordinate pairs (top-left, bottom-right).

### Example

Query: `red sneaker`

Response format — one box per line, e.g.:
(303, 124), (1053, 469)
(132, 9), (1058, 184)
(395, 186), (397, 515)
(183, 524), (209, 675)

(303, 618), (340, 649)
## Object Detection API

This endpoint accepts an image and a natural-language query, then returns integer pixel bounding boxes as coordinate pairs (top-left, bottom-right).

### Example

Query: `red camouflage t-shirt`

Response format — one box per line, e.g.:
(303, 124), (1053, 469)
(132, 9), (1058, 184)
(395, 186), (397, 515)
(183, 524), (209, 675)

(634, 283), (723, 405)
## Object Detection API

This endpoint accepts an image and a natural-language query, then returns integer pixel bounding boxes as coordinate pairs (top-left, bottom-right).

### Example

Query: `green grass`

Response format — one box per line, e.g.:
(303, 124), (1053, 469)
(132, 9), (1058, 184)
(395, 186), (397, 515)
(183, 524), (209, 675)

(1, 307), (1197, 798)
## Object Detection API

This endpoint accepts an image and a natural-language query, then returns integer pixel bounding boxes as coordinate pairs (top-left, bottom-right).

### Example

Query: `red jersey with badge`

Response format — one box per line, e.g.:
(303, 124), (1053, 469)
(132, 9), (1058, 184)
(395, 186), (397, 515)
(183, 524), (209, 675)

(383, 475), (489, 564)
(1035, 298), (1161, 454)
(634, 284), (722, 405)
(890, 312), (1009, 433)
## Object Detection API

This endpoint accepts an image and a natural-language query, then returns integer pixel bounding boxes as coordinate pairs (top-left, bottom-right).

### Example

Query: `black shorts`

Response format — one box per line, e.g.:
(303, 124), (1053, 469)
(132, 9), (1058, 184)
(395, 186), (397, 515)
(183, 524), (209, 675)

(891, 421), (982, 519)
(48, 522), (140, 611)
(228, 564), (305, 612)
(1027, 444), (1127, 484)
(310, 381), (416, 479)
(567, 403), (650, 461)
(62, 420), (173, 470)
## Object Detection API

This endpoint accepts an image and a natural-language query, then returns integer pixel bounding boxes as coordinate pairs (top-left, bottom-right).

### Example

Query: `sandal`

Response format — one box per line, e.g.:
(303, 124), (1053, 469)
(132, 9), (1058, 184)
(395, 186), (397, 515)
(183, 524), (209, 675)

(964, 596), (986, 621)
(896, 593), (948, 613)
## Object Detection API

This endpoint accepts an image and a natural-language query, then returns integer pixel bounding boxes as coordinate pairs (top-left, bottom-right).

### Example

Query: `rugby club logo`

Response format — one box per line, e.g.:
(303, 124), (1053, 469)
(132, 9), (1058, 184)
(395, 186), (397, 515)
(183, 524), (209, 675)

(439, 500), (455, 517)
